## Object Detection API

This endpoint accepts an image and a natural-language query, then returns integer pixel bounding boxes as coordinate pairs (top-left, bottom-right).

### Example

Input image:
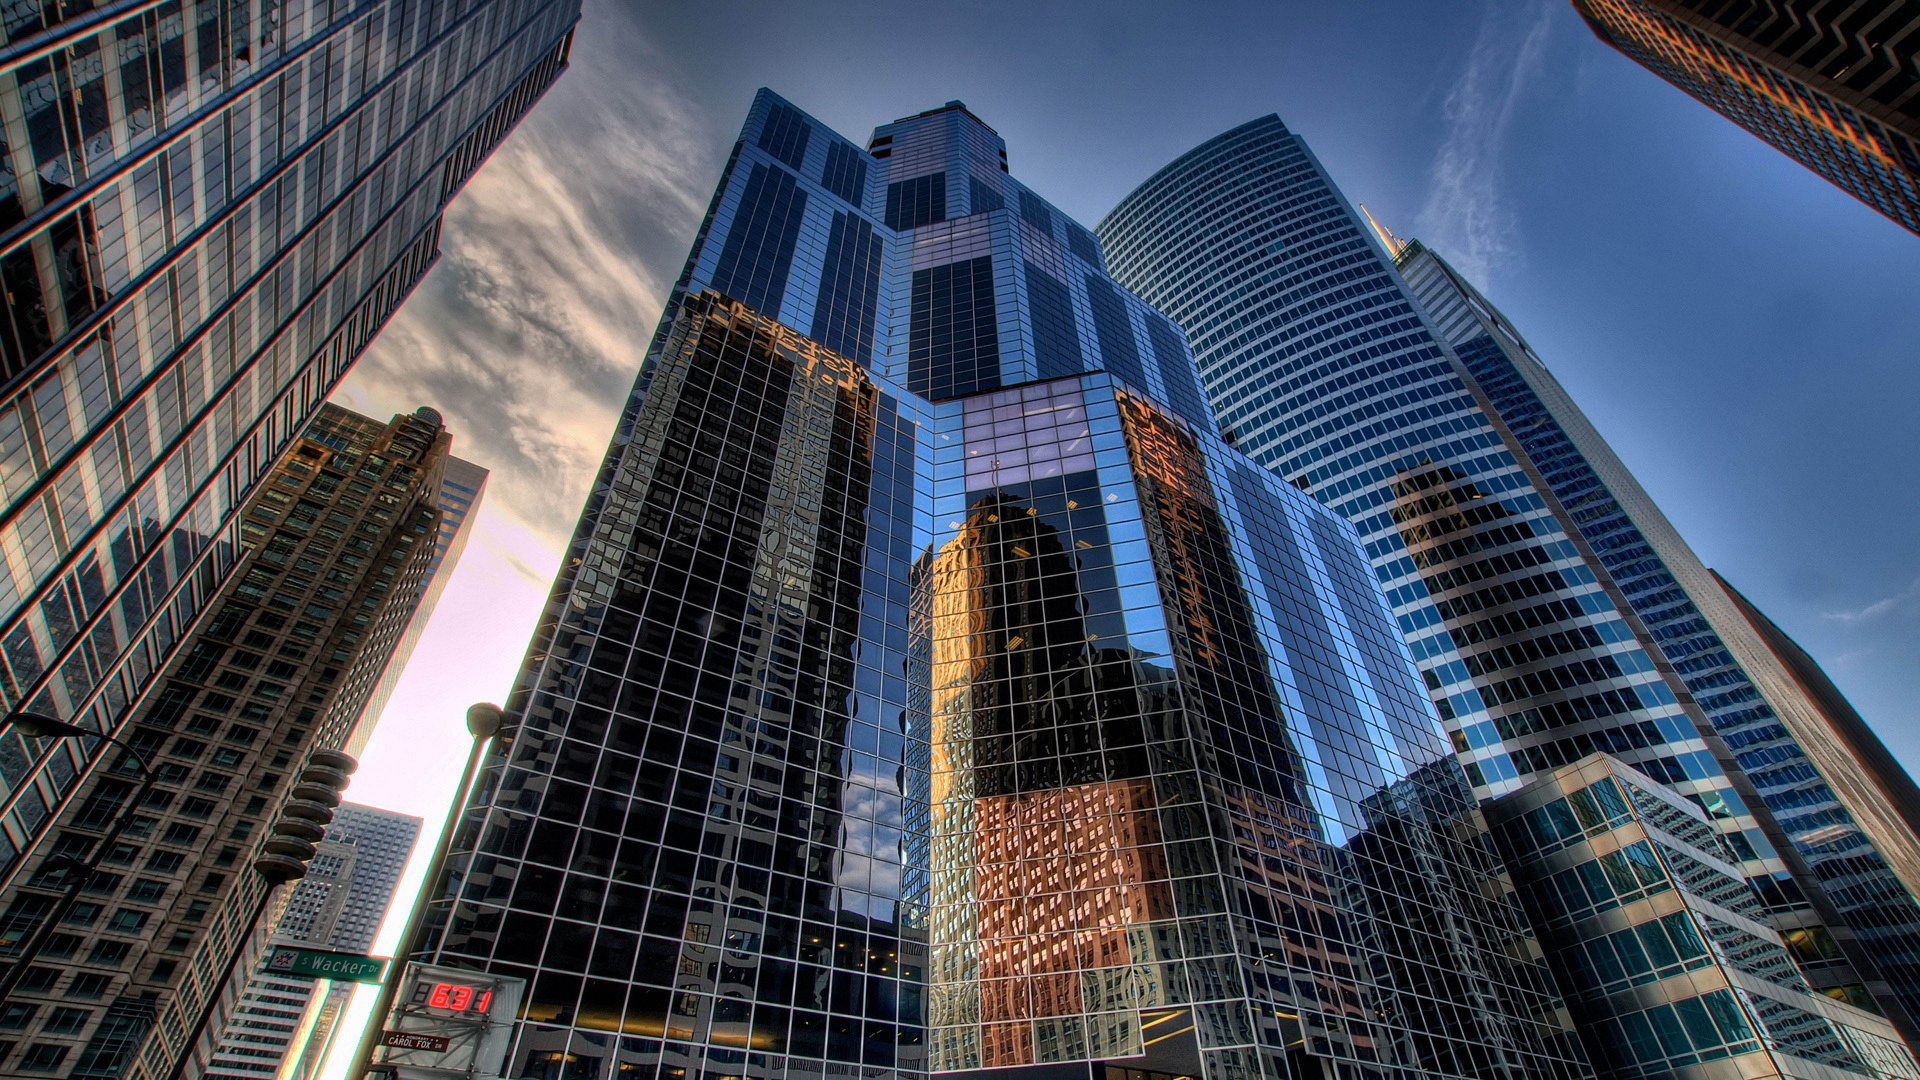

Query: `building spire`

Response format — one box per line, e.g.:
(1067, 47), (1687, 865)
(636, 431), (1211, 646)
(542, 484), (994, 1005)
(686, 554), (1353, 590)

(1359, 203), (1405, 258)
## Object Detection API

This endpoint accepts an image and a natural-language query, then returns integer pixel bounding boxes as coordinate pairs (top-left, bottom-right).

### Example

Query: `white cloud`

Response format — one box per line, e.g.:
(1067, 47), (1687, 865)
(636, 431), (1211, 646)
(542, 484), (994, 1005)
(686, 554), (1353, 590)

(1414, 0), (1555, 282)
(1825, 575), (1920, 623)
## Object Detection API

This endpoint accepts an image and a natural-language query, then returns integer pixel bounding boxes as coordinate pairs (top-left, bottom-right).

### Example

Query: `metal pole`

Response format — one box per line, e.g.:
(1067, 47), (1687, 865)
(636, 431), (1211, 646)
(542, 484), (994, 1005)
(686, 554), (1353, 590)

(0, 730), (157, 1006)
(343, 703), (502, 1078)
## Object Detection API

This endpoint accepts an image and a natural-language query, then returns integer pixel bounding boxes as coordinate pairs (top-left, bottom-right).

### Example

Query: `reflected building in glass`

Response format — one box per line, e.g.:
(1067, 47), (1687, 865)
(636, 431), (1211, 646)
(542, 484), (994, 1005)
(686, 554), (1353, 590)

(1096, 115), (1920, 1072)
(387, 92), (1592, 1080)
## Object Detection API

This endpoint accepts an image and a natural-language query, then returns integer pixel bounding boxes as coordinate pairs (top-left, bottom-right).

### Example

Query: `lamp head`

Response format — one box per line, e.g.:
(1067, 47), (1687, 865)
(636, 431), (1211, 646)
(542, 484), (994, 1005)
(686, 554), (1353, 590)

(466, 703), (504, 740)
(5, 712), (88, 740)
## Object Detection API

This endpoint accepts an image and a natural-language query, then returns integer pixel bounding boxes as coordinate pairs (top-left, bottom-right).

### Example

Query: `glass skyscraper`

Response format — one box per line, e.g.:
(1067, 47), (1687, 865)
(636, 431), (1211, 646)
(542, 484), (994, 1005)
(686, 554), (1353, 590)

(378, 92), (1592, 1080)
(0, 0), (576, 946)
(1097, 115), (1920, 1069)
(1569, 0), (1920, 237)
(1392, 234), (1920, 1035)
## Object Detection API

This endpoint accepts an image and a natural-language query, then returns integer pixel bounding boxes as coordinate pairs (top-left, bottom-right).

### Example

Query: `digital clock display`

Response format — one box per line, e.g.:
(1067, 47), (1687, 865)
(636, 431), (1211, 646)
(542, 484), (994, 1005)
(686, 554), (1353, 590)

(411, 980), (494, 1015)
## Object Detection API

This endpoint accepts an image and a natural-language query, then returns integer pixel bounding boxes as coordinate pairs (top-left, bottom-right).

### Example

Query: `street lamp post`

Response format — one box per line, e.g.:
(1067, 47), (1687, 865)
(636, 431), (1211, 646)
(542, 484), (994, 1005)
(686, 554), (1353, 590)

(0, 711), (158, 1006)
(344, 701), (504, 1079)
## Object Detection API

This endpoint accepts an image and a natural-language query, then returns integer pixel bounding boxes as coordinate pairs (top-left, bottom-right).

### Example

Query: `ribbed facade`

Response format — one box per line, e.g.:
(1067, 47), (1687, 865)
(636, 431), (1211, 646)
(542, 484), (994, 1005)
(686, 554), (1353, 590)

(1571, 0), (1920, 235)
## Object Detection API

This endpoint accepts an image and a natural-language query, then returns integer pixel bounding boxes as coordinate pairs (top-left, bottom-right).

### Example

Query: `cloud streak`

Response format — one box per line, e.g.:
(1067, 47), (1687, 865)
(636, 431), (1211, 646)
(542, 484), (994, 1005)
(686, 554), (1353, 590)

(1825, 575), (1920, 623)
(1415, 0), (1554, 282)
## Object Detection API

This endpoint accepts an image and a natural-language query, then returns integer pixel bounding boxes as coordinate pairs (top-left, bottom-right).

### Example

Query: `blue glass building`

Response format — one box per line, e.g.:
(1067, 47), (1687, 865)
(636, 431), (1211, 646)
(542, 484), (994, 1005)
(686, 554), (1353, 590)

(382, 93), (1591, 1080)
(1394, 235), (1920, 1045)
(1097, 115), (1920, 1071)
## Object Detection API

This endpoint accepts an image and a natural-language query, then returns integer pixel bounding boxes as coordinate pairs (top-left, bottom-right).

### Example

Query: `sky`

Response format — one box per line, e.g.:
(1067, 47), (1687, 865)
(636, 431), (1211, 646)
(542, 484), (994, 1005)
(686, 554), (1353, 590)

(311, 0), (1920, 1070)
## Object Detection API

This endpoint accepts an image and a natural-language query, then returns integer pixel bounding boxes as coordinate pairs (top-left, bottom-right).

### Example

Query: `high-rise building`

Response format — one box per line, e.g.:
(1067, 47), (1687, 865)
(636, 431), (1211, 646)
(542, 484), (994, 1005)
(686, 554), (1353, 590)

(202, 802), (421, 1080)
(0, 0), (577, 1009)
(1569, 0), (1920, 236)
(1097, 115), (1920, 1069)
(1388, 234), (1920, 1032)
(356, 454), (488, 744)
(1489, 754), (1918, 1080)
(376, 91), (1591, 1080)
(0, 403), (469, 1079)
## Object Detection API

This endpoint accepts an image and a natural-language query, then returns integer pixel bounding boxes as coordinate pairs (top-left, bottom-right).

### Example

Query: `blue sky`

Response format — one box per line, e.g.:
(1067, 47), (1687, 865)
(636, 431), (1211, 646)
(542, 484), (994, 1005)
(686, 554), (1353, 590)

(335, 0), (1920, 811)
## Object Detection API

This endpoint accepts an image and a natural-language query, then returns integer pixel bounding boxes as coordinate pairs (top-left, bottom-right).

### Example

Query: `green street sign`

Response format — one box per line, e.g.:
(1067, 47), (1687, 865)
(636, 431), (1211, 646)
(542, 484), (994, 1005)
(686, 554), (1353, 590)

(264, 946), (387, 983)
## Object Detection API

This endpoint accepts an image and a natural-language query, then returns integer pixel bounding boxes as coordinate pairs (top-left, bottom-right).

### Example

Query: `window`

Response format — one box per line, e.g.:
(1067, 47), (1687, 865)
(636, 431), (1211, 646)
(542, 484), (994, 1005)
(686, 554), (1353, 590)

(212, 847), (238, 868)
(126, 881), (166, 903)
(18, 1043), (66, 1071)
(148, 960), (175, 981)
(209, 748), (245, 769)
(0, 1004), (34, 1029)
(62, 904), (99, 926)
(87, 941), (130, 965)
(709, 163), (807, 319)
(198, 873), (225, 894)
(179, 797), (216, 819)
(145, 852), (183, 873)
(105, 910), (147, 933)
(41, 1008), (87, 1034)
(161, 824), (200, 845)
(66, 973), (111, 997)
(181, 901), (210, 923)
(165, 931), (193, 951)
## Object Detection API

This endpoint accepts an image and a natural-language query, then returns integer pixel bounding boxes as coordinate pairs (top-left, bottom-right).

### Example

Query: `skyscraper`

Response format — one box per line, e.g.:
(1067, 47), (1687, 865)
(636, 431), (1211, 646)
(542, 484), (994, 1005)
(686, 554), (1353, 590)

(203, 802), (421, 1080)
(1390, 234), (1920, 1030)
(356, 455), (487, 744)
(0, 402), (470, 1079)
(1097, 115), (1920, 1063)
(0, 0), (577, 993)
(375, 92), (1590, 1080)
(1569, 0), (1920, 236)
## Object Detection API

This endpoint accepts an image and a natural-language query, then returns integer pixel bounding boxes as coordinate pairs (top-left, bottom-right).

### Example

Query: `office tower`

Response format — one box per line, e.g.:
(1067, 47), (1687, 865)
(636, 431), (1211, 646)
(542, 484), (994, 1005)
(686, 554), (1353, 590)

(358, 455), (488, 743)
(379, 92), (1590, 1080)
(1390, 233), (1920, 1029)
(1490, 754), (1917, 1080)
(0, 403), (461, 1079)
(0, 0), (577, 1013)
(1569, 0), (1920, 236)
(1097, 116), (1920, 1062)
(203, 802), (421, 1080)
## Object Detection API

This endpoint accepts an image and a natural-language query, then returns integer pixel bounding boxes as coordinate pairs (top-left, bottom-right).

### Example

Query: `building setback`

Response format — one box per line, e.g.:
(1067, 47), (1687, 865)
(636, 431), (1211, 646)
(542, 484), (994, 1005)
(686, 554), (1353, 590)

(357, 455), (488, 742)
(202, 802), (421, 1080)
(375, 92), (1593, 1080)
(0, 403), (464, 1078)
(1569, 0), (1920, 236)
(0, 0), (578, 1010)
(1097, 114), (1920, 1077)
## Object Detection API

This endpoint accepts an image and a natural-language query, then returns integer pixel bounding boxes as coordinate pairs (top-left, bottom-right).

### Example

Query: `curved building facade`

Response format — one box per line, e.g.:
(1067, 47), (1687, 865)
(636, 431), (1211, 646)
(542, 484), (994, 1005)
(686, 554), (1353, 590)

(1098, 115), (1920, 1071)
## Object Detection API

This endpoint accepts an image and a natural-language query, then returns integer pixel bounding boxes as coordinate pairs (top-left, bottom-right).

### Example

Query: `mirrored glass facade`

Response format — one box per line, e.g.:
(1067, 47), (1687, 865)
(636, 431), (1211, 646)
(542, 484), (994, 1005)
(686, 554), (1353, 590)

(393, 92), (1591, 1080)
(1096, 115), (1920, 1066)
(0, 0), (578, 931)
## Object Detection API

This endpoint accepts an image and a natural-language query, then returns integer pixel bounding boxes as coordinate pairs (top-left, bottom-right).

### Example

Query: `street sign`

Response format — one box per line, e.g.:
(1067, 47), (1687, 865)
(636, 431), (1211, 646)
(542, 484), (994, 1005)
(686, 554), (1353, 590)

(381, 1030), (451, 1053)
(264, 945), (387, 982)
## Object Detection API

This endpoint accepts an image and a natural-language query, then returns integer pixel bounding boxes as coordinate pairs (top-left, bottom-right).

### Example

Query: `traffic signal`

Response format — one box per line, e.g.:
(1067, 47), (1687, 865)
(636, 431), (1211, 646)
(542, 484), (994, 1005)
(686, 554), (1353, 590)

(254, 749), (358, 884)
